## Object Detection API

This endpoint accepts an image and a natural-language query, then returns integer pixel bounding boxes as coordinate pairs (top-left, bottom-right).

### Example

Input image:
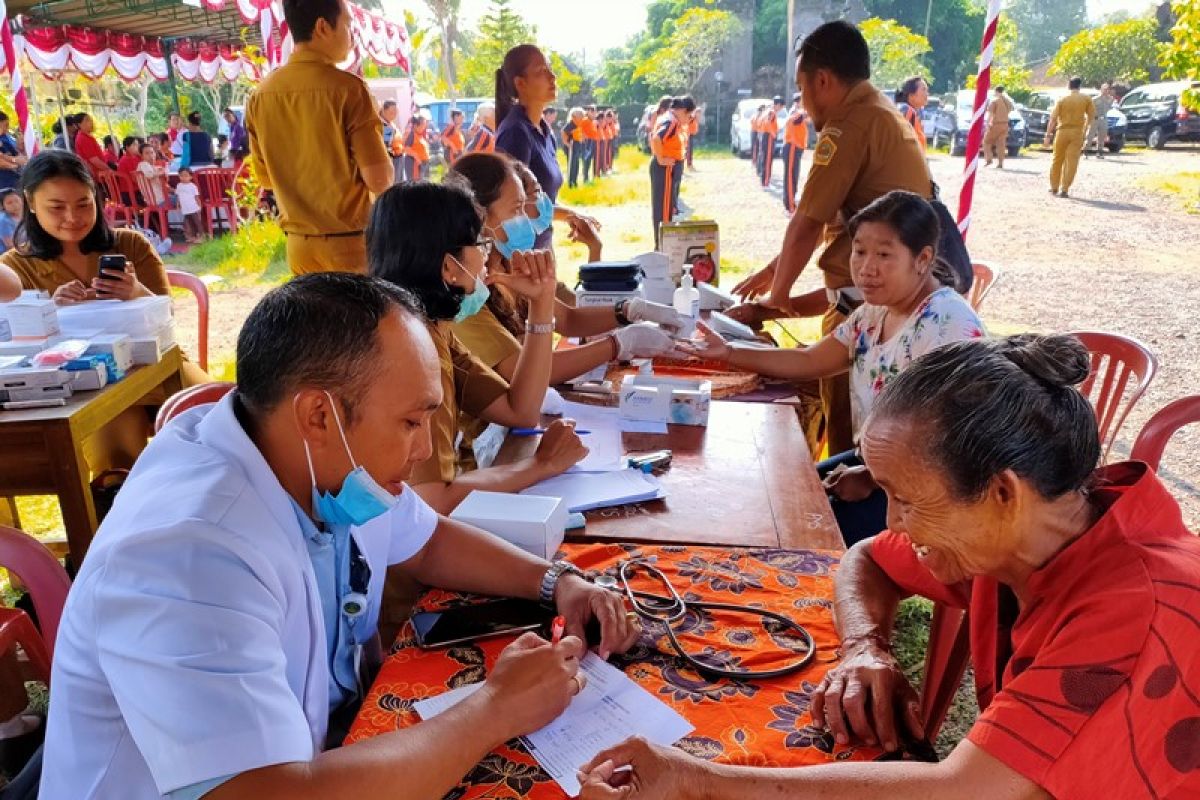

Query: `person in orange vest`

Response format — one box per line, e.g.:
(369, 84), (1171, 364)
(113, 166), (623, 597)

(467, 102), (497, 153)
(563, 106), (585, 187)
(380, 100), (403, 184)
(603, 109), (618, 173)
(580, 105), (600, 182)
(897, 75), (929, 152)
(750, 104), (764, 175)
(760, 96), (784, 188)
(670, 96), (696, 217)
(782, 92), (809, 214)
(401, 115), (430, 182)
(440, 109), (466, 165)
(611, 110), (622, 164)
(650, 96), (689, 247)
(594, 110), (607, 176)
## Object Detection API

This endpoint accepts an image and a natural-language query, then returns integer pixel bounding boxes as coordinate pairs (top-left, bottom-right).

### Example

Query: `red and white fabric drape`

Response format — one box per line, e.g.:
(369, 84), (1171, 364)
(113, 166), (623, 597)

(15, 20), (259, 83)
(1, 1), (38, 155)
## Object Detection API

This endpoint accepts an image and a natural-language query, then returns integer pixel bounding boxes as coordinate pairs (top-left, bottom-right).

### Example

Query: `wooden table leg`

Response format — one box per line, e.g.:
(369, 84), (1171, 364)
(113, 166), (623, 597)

(44, 425), (98, 565)
(0, 497), (20, 530)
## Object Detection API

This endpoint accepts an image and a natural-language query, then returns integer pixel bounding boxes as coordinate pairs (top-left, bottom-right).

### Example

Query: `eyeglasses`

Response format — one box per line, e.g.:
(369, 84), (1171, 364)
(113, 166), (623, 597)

(475, 236), (495, 258)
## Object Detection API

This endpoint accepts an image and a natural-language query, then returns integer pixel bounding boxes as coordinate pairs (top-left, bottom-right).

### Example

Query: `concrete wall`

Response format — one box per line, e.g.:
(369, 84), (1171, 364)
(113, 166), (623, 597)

(785, 0), (868, 96)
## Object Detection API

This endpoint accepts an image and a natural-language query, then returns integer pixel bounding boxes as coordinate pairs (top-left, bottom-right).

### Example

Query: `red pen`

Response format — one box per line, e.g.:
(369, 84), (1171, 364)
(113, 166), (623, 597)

(550, 615), (566, 644)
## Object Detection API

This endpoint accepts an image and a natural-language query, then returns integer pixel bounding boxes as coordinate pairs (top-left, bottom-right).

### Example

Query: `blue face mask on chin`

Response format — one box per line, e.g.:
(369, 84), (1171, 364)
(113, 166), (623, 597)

(491, 212), (538, 259)
(448, 254), (490, 323)
(532, 192), (555, 234)
(302, 391), (399, 527)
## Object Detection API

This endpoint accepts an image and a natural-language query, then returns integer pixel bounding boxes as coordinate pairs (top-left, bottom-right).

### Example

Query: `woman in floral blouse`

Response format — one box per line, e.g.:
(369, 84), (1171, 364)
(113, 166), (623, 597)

(686, 191), (983, 545)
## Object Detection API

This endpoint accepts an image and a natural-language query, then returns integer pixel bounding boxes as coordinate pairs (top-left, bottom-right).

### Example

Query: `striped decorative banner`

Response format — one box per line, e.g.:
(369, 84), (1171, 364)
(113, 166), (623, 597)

(956, 0), (1002, 239)
(0, 1), (37, 157)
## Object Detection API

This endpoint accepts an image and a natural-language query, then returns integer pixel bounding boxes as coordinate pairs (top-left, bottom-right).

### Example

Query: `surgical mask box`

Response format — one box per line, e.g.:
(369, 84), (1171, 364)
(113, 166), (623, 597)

(450, 490), (568, 560)
(2, 297), (60, 338)
(68, 364), (109, 392)
(635, 251), (675, 306)
(576, 288), (643, 309)
(0, 335), (66, 359)
(0, 365), (71, 391)
(85, 334), (134, 373)
(619, 374), (712, 427)
(0, 383), (73, 403)
(129, 321), (176, 366)
(57, 296), (172, 338)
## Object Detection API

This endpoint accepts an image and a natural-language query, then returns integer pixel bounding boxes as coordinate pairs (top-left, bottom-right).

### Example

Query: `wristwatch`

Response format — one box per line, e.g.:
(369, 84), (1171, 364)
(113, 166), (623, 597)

(614, 298), (632, 327)
(526, 318), (555, 335)
(539, 560), (586, 606)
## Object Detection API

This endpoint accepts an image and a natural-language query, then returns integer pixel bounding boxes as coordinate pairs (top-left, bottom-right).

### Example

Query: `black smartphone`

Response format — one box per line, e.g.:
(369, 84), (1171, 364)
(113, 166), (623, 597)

(411, 598), (554, 649)
(98, 254), (126, 280)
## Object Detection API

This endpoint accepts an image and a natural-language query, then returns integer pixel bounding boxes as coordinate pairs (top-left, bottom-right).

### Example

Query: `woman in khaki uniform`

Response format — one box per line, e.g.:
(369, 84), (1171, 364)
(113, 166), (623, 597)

(0, 151), (210, 468)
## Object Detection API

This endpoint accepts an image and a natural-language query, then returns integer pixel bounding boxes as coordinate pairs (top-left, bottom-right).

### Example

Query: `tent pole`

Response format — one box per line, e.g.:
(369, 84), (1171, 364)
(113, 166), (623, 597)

(162, 38), (183, 115)
(52, 72), (71, 153)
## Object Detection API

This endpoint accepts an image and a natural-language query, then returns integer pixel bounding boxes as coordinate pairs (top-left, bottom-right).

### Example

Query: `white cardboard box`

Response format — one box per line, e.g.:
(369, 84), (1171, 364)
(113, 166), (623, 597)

(0, 336), (65, 359)
(634, 251), (675, 306)
(85, 334), (134, 372)
(660, 220), (720, 285)
(0, 317), (10, 342)
(619, 373), (712, 426)
(575, 287), (644, 309)
(69, 364), (109, 392)
(0, 383), (73, 403)
(0, 366), (71, 391)
(450, 490), (568, 560)
(57, 296), (171, 338)
(3, 297), (60, 338)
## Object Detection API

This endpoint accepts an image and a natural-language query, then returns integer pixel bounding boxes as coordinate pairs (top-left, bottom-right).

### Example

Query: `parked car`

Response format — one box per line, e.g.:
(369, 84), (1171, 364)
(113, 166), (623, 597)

(946, 89), (1026, 157)
(637, 104), (656, 153)
(730, 98), (781, 158)
(919, 97), (955, 147)
(1021, 89), (1128, 152)
(1118, 81), (1200, 149)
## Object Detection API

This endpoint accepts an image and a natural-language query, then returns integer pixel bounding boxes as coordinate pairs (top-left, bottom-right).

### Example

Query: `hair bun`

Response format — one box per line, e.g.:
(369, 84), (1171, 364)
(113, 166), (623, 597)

(999, 334), (1091, 389)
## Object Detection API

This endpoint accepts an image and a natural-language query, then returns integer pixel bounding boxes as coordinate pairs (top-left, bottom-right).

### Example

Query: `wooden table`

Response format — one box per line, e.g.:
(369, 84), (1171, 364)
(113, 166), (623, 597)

(496, 400), (842, 551)
(0, 347), (184, 562)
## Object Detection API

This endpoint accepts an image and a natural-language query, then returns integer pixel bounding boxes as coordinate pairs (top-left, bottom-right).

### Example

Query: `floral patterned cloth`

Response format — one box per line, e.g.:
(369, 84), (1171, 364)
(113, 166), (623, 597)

(348, 543), (885, 799)
(833, 287), (985, 440)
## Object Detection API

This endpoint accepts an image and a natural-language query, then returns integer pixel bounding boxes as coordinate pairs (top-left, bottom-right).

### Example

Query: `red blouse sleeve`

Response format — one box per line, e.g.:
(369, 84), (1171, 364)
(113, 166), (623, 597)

(868, 531), (970, 609)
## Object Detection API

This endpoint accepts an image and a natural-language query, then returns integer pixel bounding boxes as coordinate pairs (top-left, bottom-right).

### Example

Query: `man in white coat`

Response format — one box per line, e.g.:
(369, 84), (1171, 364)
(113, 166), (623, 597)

(41, 273), (639, 799)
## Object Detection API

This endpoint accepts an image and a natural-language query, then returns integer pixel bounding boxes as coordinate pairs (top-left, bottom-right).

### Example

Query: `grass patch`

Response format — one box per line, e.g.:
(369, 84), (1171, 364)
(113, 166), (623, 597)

(1139, 170), (1200, 213)
(557, 148), (651, 208)
(168, 218), (290, 286)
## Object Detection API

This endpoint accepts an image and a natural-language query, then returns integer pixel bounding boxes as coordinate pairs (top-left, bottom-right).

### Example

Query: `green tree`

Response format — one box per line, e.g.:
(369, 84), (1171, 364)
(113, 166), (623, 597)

(597, 38), (651, 105)
(457, 0), (536, 95)
(754, 0), (788, 70)
(863, 0), (984, 90)
(966, 16), (1033, 102)
(1006, 0), (1089, 60)
(633, 7), (742, 94)
(1160, 0), (1200, 110)
(549, 51), (583, 98)
(860, 17), (931, 91)
(423, 0), (463, 94)
(1050, 18), (1163, 86)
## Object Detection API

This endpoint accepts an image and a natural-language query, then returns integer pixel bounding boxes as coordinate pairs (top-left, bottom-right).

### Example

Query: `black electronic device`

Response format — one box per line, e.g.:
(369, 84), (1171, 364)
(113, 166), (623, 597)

(98, 254), (127, 280)
(411, 598), (555, 649)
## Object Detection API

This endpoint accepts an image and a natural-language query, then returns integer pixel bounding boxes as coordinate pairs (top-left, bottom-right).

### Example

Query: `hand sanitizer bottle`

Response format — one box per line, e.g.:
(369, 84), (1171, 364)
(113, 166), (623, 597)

(673, 265), (700, 336)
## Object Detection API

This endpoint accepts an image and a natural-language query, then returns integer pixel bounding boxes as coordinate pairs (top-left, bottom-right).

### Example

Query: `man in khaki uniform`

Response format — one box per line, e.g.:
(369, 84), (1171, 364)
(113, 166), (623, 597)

(983, 85), (1013, 168)
(246, 0), (393, 275)
(731, 20), (932, 456)
(1089, 82), (1115, 158)
(1046, 76), (1096, 198)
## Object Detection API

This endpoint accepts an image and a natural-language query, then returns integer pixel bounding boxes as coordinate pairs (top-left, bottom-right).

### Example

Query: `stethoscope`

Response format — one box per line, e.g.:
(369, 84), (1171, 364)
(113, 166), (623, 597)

(595, 559), (817, 681)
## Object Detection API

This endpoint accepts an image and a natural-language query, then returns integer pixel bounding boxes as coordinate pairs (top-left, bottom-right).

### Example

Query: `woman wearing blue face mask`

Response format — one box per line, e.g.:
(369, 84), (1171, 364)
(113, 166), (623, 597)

(449, 152), (687, 387)
(367, 180), (588, 516)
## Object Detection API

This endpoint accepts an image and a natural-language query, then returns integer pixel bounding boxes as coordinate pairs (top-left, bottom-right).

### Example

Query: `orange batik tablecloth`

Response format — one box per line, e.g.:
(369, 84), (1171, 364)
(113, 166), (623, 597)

(348, 543), (884, 798)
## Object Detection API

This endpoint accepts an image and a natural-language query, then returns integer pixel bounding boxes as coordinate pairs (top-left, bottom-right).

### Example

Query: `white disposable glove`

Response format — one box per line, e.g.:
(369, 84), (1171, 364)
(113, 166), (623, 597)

(612, 323), (689, 361)
(624, 297), (687, 335)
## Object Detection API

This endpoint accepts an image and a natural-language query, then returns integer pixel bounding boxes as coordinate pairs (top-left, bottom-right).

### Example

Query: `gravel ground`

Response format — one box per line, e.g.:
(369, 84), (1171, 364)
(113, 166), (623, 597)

(171, 143), (1200, 526)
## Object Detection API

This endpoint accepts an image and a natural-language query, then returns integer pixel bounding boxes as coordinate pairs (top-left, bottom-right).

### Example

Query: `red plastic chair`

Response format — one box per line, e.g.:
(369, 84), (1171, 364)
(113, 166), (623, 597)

(166, 269), (210, 371)
(919, 603), (972, 740)
(97, 172), (139, 227)
(968, 262), (999, 312)
(135, 170), (174, 239)
(196, 167), (239, 236)
(0, 608), (52, 684)
(1071, 331), (1158, 463)
(0, 525), (72, 668)
(1130, 395), (1200, 472)
(154, 382), (235, 433)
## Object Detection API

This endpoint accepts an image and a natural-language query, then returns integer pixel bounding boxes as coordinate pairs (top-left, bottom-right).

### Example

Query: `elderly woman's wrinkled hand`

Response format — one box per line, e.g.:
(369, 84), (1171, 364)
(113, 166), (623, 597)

(577, 736), (701, 800)
(811, 639), (924, 753)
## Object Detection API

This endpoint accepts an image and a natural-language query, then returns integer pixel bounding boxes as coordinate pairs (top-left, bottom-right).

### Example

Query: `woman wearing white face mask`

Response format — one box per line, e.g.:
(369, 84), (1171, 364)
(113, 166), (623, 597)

(367, 180), (587, 516)
(448, 152), (687, 386)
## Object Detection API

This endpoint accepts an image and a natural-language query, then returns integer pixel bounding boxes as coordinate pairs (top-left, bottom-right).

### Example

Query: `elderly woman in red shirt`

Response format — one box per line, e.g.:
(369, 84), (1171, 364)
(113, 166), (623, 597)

(578, 333), (1200, 800)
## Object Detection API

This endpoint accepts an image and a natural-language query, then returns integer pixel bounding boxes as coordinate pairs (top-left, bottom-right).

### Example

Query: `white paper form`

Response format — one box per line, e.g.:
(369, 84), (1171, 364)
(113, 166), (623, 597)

(413, 653), (694, 797)
(520, 469), (664, 513)
(557, 401), (625, 473)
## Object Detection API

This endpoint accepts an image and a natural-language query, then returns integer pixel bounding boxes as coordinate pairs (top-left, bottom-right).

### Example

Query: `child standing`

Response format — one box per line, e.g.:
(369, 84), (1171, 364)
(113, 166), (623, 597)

(175, 167), (204, 244)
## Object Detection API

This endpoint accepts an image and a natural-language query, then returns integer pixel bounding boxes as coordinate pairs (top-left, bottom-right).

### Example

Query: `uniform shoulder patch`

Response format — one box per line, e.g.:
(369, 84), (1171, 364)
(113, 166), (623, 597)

(813, 135), (837, 166)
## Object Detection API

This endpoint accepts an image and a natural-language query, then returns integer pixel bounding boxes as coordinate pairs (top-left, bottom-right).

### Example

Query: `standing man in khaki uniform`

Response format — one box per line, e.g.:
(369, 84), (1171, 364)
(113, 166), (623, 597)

(1046, 76), (1096, 198)
(983, 85), (1013, 168)
(246, 0), (393, 275)
(1089, 82), (1114, 158)
(731, 20), (932, 455)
